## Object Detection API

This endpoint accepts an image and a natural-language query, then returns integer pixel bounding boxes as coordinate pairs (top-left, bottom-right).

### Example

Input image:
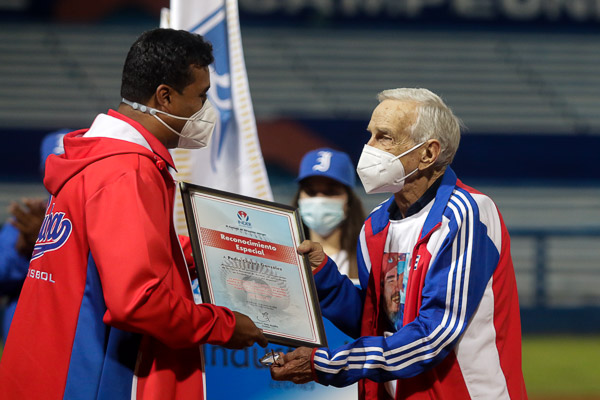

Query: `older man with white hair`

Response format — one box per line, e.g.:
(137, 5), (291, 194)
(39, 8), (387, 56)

(271, 88), (527, 400)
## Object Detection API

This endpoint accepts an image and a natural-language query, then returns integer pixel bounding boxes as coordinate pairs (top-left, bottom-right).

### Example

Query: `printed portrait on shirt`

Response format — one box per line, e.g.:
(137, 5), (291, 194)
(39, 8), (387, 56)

(381, 252), (410, 330)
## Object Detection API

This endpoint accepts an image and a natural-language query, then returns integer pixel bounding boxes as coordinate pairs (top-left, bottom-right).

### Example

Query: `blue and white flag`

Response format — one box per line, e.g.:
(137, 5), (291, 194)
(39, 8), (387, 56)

(162, 0), (273, 235)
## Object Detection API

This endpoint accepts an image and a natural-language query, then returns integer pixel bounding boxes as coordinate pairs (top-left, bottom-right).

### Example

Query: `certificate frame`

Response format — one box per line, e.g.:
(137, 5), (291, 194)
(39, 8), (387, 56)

(179, 182), (328, 348)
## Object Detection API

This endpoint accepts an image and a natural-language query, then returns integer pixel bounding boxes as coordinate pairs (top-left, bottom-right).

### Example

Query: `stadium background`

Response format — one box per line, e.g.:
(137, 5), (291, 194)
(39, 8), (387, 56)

(0, 0), (599, 398)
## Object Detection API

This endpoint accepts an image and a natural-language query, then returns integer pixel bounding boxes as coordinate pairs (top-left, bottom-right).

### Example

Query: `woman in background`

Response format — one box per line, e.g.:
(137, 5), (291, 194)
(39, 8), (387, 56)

(292, 148), (366, 280)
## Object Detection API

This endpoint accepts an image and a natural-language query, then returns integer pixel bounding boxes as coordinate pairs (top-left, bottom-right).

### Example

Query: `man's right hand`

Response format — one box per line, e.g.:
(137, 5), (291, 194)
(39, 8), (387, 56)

(224, 311), (269, 349)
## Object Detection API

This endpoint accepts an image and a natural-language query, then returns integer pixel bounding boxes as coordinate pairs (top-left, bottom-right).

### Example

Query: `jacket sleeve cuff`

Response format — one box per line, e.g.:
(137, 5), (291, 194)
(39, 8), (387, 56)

(310, 347), (320, 383)
(312, 256), (330, 275)
(203, 305), (237, 346)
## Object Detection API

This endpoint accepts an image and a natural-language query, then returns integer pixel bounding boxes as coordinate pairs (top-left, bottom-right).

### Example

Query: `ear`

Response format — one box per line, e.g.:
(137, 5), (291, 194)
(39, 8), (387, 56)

(419, 139), (441, 170)
(154, 84), (173, 109)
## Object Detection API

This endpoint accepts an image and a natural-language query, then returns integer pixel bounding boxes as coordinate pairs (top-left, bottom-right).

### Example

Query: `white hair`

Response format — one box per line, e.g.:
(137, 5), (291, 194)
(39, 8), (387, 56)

(377, 88), (463, 168)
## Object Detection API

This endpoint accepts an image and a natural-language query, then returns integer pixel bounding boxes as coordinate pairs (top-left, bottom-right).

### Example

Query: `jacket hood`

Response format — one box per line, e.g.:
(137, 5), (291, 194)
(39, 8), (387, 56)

(43, 130), (160, 196)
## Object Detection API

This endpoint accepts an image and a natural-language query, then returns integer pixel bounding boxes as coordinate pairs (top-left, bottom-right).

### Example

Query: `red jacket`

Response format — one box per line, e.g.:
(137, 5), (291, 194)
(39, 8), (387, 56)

(0, 111), (236, 399)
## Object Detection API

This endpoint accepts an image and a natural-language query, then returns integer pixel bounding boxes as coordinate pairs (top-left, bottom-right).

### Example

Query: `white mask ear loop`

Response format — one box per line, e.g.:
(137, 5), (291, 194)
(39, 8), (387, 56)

(390, 141), (426, 184)
(122, 97), (199, 121)
(151, 113), (180, 135)
(394, 165), (419, 184)
(121, 98), (156, 115)
(121, 97), (196, 135)
(390, 141), (427, 162)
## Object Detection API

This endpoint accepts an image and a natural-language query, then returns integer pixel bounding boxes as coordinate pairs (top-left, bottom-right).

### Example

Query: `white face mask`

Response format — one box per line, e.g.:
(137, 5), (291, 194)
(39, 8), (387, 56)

(356, 142), (425, 194)
(122, 98), (216, 149)
(298, 197), (346, 237)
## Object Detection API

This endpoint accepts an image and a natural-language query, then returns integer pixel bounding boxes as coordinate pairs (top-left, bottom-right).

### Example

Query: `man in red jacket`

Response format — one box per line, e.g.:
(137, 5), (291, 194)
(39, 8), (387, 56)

(0, 28), (267, 400)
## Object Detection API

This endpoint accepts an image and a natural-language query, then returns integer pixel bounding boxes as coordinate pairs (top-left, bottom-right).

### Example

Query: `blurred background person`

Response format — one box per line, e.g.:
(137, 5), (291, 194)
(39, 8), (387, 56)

(293, 148), (365, 280)
(0, 130), (67, 344)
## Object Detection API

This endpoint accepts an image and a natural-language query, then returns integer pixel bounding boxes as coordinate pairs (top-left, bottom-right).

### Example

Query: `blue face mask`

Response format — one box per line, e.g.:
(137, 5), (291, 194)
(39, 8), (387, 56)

(298, 197), (346, 237)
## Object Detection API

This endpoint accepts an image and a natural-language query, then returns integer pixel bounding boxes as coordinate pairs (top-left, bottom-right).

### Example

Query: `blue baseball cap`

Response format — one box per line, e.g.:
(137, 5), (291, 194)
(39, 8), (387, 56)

(40, 129), (69, 172)
(296, 148), (356, 187)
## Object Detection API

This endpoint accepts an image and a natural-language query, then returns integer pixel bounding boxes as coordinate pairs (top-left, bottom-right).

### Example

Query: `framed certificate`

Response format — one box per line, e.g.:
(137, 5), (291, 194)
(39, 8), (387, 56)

(180, 182), (328, 348)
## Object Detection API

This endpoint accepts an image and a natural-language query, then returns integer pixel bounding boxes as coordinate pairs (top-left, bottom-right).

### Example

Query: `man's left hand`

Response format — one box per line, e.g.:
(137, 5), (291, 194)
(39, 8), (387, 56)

(297, 240), (326, 271)
(270, 346), (315, 384)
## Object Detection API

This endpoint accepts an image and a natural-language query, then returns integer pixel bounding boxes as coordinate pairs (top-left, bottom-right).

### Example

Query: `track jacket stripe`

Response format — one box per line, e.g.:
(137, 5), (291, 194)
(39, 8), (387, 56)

(358, 225), (371, 283)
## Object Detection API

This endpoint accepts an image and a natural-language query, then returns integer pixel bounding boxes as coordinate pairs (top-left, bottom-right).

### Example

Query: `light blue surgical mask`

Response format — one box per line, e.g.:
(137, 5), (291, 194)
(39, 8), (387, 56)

(298, 197), (346, 237)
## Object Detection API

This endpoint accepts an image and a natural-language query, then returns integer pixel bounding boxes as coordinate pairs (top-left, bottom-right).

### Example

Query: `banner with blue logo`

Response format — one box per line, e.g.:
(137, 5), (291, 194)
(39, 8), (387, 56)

(204, 317), (358, 399)
(162, 0), (273, 235)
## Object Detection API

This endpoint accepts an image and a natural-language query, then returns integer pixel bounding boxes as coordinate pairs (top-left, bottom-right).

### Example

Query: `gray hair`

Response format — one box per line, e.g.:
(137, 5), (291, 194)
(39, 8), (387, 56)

(377, 88), (462, 168)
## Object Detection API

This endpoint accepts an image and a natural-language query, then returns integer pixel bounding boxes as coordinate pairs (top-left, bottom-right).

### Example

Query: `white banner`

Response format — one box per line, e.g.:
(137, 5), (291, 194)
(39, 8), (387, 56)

(162, 0), (273, 235)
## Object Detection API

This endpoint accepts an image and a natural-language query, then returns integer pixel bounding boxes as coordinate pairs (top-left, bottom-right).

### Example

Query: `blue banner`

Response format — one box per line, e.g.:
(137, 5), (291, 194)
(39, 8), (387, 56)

(204, 317), (358, 399)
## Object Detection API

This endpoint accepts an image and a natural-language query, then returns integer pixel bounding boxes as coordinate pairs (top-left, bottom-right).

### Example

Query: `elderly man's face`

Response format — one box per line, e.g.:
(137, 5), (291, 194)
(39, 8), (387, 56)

(366, 99), (419, 156)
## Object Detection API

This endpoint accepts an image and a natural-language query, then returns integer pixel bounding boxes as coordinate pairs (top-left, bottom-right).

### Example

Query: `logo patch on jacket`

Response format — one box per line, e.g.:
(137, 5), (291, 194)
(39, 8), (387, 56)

(31, 203), (73, 261)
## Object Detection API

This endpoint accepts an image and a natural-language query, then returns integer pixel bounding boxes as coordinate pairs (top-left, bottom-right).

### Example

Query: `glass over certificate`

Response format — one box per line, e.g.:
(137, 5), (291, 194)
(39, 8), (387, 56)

(180, 182), (328, 348)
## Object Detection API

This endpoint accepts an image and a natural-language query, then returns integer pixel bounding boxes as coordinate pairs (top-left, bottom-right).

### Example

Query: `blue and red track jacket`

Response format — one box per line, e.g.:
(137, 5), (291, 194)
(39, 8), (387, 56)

(0, 111), (236, 399)
(312, 168), (528, 399)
